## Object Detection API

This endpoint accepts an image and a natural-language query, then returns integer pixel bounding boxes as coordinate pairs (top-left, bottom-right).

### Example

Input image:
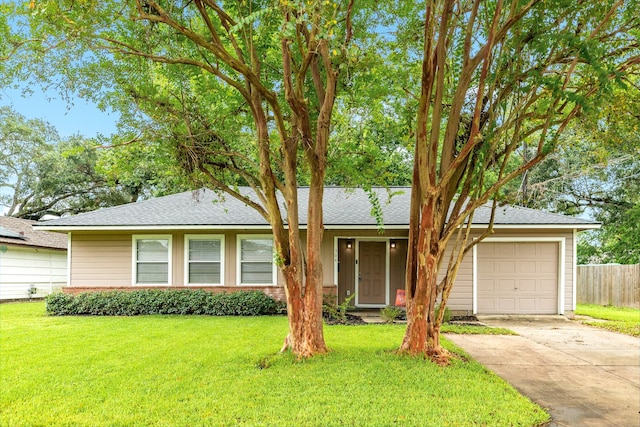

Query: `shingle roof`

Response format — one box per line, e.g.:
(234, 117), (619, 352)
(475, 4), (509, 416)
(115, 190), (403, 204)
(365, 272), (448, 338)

(0, 216), (68, 250)
(35, 187), (598, 230)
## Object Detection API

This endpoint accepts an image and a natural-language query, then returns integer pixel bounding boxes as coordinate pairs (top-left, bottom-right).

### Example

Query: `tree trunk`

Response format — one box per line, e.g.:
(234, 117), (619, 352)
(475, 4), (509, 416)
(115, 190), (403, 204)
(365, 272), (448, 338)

(302, 173), (328, 354)
(279, 166), (328, 358)
(399, 196), (450, 364)
(399, 264), (449, 364)
(281, 268), (327, 358)
(400, 300), (445, 359)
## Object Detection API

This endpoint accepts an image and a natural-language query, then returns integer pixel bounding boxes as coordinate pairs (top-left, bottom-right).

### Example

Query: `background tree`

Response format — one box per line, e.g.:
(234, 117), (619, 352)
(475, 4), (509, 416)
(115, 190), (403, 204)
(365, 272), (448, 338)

(0, 106), (58, 217)
(515, 141), (640, 265)
(508, 80), (640, 264)
(0, 106), (187, 219)
(400, 0), (640, 361)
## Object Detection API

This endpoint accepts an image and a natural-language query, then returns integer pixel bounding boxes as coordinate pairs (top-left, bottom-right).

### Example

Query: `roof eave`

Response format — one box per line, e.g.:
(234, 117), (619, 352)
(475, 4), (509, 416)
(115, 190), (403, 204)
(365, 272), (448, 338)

(34, 222), (600, 232)
(476, 223), (601, 230)
(0, 241), (67, 251)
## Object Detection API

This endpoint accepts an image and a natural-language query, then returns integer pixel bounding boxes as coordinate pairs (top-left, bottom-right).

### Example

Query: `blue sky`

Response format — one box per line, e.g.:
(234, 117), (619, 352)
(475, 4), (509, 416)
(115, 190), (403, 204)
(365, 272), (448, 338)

(1, 85), (119, 138)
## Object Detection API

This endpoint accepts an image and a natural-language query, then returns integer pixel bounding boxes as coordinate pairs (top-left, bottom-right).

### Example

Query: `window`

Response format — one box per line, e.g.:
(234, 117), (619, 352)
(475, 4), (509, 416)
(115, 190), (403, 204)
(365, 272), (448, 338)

(133, 235), (172, 285)
(238, 236), (275, 285)
(185, 235), (224, 285)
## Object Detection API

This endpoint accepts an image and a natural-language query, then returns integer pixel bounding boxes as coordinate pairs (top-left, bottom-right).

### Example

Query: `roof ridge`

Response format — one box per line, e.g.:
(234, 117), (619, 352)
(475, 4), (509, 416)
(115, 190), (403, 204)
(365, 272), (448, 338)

(51, 189), (198, 218)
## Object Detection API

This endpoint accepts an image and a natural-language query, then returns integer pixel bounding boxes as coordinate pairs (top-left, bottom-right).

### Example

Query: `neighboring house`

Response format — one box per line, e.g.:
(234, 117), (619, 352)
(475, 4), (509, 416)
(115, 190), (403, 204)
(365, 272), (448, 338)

(35, 187), (598, 315)
(0, 216), (67, 300)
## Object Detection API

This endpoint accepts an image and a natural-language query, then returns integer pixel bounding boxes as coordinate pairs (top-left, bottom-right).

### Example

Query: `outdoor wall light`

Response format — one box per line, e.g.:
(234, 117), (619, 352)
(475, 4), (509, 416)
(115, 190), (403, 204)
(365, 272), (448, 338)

(346, 241), (352, 249)
(390, 240), (396, 248)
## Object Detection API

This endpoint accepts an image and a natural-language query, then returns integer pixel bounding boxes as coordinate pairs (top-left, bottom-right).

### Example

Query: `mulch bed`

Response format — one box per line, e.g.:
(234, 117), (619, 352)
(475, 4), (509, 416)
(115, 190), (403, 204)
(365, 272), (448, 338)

(323, 312), (368, 325)
(323, 312), (480, 326)
(450, 315), (479, 322)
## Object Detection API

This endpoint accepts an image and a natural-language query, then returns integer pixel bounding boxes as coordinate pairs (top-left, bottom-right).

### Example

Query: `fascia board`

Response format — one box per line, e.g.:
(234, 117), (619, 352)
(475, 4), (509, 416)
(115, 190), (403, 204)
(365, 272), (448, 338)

(34, 222), (600, 232)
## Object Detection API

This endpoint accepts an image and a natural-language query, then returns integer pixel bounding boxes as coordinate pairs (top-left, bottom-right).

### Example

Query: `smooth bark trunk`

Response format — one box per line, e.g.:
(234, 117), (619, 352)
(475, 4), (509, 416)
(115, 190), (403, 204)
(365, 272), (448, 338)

(281, 268), (327, 358)
(400, 195), (450, 364)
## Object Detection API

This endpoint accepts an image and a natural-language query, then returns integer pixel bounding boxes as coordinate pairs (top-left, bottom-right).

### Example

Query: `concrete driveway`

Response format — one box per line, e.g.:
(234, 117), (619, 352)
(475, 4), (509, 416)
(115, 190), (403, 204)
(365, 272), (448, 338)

(446, 317), (640, 427)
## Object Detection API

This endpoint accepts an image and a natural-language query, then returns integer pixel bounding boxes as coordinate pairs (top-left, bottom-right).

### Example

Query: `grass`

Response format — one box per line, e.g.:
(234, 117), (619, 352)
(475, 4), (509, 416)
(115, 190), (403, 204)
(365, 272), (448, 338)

(0, 302), (548, 427)
(442, 324), (517, 335)
(576, 304), (640, 337)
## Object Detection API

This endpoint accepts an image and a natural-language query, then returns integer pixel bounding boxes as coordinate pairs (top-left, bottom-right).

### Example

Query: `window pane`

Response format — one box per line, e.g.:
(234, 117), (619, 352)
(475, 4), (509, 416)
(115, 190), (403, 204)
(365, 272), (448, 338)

(241, 239), (273, 262)
(241, 262), (273, 284)
(189, 240), (220, 262)
(189, 262), (221, 284)
(137, 239), (169, 262)
(137, 262), (168, 284)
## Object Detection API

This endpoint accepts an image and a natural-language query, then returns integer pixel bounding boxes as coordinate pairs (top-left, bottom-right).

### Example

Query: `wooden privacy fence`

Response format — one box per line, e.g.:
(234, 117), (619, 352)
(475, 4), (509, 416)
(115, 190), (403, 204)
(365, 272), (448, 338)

(577, 264), (640, 309)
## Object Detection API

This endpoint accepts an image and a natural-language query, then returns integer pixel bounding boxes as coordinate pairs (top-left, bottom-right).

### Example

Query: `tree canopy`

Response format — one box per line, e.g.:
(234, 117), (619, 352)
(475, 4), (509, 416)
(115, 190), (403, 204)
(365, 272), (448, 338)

(507, 77), (640, 264)
(0, 106), (190, 219)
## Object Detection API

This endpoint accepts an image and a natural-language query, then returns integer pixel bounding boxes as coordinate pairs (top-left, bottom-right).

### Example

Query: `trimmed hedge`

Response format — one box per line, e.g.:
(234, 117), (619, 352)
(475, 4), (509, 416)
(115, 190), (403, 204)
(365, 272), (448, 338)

(45, 289), (286, 316)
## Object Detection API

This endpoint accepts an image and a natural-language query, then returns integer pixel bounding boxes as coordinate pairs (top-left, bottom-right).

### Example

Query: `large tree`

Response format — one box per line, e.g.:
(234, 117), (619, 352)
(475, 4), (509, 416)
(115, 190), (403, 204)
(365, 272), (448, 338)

(401, 0), (640, 361)
(0, 106), (188, 219)
(12, 0), (366, 357)
(0, 106), (58, 217)
(508, 80), (640, 264)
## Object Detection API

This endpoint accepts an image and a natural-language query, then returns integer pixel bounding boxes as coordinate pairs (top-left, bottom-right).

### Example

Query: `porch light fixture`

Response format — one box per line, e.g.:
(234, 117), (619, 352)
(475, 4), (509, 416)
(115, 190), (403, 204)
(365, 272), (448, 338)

(346, 241), (352, 249)
(390, 240), (396, 249)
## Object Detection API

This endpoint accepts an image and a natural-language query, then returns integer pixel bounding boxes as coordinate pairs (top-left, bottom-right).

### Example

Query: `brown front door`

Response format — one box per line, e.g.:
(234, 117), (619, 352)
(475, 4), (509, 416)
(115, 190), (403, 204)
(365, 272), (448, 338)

(358, 241), (386, 305)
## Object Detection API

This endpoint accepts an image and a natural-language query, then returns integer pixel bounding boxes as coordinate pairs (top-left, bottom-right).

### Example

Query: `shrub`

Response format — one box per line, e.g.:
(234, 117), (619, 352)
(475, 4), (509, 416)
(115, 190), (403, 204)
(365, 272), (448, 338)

(322, 293), (355, 324)
(45, 289), (282, 317)
(436, 304), (451, 324)
(376, 305), (449, 324)
(44, 293), (76, 315)
(380, 306), (405, 323)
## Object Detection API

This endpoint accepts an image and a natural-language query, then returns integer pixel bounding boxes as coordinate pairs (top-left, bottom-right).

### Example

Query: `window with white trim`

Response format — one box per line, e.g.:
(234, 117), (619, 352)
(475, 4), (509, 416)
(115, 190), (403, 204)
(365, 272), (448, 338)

(185, 235), (224, 285)
(133, 235), (172, 285)
(239, 237), (274, 285)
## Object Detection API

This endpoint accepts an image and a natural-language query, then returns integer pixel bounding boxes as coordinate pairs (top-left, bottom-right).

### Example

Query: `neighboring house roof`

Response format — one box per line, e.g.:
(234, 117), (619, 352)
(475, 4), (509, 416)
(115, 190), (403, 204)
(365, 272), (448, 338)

(35, 187), (598, 231)
(0, 216), (68, 250)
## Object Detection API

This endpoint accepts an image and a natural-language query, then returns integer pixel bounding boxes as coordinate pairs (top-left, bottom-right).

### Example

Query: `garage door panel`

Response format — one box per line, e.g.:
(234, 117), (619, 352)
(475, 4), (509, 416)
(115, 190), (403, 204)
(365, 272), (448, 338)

(519, 261), (536, 274)
(478, 263), (495, 274)
(498, 261), (516, 273)
(495, 243), (516, 256)
(539, 298), (556, 312)
(519, 245), (537, 256)
(517, 298), (535, 311)
(498, 279), (515, 291)
(478, 298), (495, 312)
(477, 242), (559, 315)
(497, 298), (515, 311)
(540, 279), (556, 292)
(479, 279), (496, 292)
(539, 260), (556, 274)
(519, 279), (536, 291)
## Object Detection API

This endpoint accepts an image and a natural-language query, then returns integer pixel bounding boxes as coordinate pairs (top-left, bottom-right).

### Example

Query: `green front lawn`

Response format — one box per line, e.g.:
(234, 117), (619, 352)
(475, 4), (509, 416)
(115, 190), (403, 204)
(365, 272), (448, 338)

(442, 324), (517, 335)
(0, 302), (548, 427)
(576, 304), (640, 337)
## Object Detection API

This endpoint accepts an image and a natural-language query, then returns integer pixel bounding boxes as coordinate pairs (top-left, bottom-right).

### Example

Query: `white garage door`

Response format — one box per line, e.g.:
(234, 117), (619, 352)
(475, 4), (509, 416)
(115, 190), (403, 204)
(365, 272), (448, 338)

(477, 242), (559, 314)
